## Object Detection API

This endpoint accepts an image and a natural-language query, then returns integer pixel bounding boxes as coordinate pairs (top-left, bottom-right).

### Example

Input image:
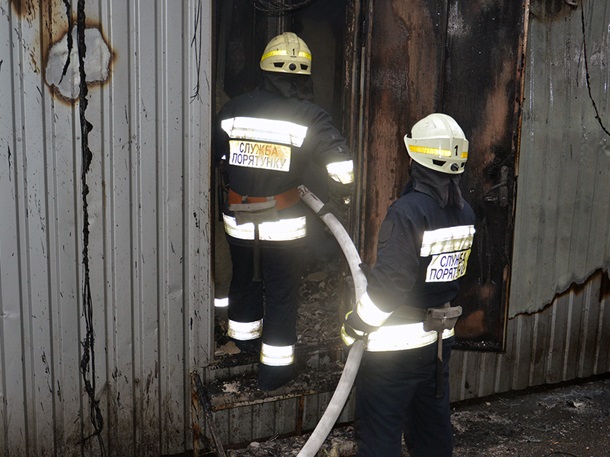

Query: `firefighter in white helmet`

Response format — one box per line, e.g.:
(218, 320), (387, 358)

(215, 32), (354, 391)
(342, 113), (476, 456)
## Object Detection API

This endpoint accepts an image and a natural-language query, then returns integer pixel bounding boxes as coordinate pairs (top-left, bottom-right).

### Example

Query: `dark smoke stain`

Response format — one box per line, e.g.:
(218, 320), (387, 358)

(600, 271), (610, 302)
(9, 0), (38, 18)
(7, 146), (12, 181)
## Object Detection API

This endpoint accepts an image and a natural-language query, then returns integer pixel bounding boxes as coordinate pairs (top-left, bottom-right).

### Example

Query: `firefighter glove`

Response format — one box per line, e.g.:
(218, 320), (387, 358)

(341, 310), (377, 346)
(359, 262), (372, 280)
(319, 180), (353, 226)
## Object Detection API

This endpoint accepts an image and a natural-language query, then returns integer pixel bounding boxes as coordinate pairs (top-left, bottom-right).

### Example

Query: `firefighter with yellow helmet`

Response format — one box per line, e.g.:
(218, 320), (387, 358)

(342, 113), (476, 456)
(215, 32), (353, 391)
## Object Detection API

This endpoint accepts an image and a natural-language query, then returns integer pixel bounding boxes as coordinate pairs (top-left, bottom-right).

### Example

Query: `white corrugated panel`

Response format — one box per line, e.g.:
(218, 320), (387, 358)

(0, 1), (213, 456)
(510, 1), (610, 316)
(451, 271), (610, 401)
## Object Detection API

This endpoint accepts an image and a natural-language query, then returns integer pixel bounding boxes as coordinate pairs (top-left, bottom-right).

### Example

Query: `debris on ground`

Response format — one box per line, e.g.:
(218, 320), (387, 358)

(225, 377), (610, 456)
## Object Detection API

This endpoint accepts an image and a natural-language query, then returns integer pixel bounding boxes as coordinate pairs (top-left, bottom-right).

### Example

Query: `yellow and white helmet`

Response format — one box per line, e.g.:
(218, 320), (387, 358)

(260, 32), (312, 75)
(404, 113), (469, 174)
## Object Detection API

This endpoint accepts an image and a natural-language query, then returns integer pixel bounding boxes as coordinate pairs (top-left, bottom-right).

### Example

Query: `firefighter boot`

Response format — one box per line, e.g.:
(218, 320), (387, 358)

(258, 364), (295, 391)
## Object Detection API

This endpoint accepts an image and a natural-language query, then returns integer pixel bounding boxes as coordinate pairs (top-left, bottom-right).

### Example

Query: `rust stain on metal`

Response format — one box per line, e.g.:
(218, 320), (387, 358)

(10, 0), (116, 104)
(43, 21), (115, 104)
(455, 309), (488, 339)
(9, 0), (36, 18)
(358, 0), (528, 349)
(360, 0), (446, 264)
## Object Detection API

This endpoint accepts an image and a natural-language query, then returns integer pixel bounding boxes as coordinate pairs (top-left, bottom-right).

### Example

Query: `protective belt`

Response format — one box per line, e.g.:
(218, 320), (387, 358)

(228, 188), (300, 210)
(227, 188), (300, 281)
(423, 303), (462, 398)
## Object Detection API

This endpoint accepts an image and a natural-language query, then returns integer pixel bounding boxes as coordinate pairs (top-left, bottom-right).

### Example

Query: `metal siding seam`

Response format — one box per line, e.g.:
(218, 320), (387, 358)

(185, 0), (214, 451)
(1, 7), (28, 454)
(475, 353), (488, 398)
(131, 0), (145, 453)
(15, 11), (41, 456)
(562, 291), (575, 382)
(529, 312), (540, 387)
(157, 0), (169, 451)
(511, 315), (524, 390)
(108, 0), (138, 453)
(577, 280), (592, 378)
(593, 289), (607, 374)
(457, 350), (469, 401)
(545, 294), (558, 384)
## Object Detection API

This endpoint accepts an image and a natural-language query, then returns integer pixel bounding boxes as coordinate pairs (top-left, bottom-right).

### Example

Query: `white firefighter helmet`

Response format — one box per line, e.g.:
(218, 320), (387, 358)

(260, 32), (312, 75)
(403, 113), (469, 174)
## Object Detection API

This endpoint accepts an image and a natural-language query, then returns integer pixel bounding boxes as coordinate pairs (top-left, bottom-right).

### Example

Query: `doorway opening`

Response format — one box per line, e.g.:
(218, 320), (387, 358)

(210, 0), (355, 385)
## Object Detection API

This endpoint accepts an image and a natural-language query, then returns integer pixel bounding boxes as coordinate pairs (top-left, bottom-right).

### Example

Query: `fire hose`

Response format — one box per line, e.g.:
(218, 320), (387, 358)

(297, 185), (367, 457)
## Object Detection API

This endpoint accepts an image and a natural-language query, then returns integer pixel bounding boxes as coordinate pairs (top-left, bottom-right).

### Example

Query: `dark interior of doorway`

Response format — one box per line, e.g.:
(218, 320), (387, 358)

(211, 0), (352, 371)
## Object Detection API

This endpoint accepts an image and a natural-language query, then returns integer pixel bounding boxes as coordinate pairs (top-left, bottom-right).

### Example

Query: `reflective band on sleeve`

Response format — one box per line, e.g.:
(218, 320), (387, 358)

(223, 214), (307, 241)
(260, 343), (295, 366)
(214, 297), (229, 308)
(326, 160), (354, 184)
(356, 292), (393, 327)
(221, 117), (308, 147)
(366, 322), (454, 352)
(228, 319), (263, 340)
(420, 225), (475, 257)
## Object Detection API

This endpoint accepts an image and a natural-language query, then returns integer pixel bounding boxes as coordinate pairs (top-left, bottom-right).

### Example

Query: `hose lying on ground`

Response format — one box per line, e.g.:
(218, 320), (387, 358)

(297, 185), (367, 457)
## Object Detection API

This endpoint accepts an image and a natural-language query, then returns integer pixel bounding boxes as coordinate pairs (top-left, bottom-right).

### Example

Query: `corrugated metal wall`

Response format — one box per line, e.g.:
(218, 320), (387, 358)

(451, 0), (610, 400)
(451, 270), (610, 401)
(510, 0), (610, 316)
(0, 1), (213, 456)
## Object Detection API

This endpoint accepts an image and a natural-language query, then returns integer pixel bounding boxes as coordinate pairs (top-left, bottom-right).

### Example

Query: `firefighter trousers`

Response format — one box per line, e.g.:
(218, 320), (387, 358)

(227, 240), (303, 360)
(354, 338), (454, 457)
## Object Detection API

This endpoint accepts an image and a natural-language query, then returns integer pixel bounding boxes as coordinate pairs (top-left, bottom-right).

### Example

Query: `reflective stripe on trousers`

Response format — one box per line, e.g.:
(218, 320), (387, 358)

(366, 322), (454, 352)
(228, 319), (263, 340)
(260, 342), (295, 366)
(223, 214), (307, 241)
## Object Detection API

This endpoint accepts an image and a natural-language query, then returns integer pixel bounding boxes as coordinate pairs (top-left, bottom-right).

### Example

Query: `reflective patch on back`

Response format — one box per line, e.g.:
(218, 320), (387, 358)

(421, 224), (475, 282)
(229, 140), (291, 172)
(426, 249), (471, 282)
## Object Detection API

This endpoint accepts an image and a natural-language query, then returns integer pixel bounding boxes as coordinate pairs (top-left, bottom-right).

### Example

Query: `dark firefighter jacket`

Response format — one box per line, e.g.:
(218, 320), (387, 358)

(214, 74), (352, 199)
(367, 176), (476, 318)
